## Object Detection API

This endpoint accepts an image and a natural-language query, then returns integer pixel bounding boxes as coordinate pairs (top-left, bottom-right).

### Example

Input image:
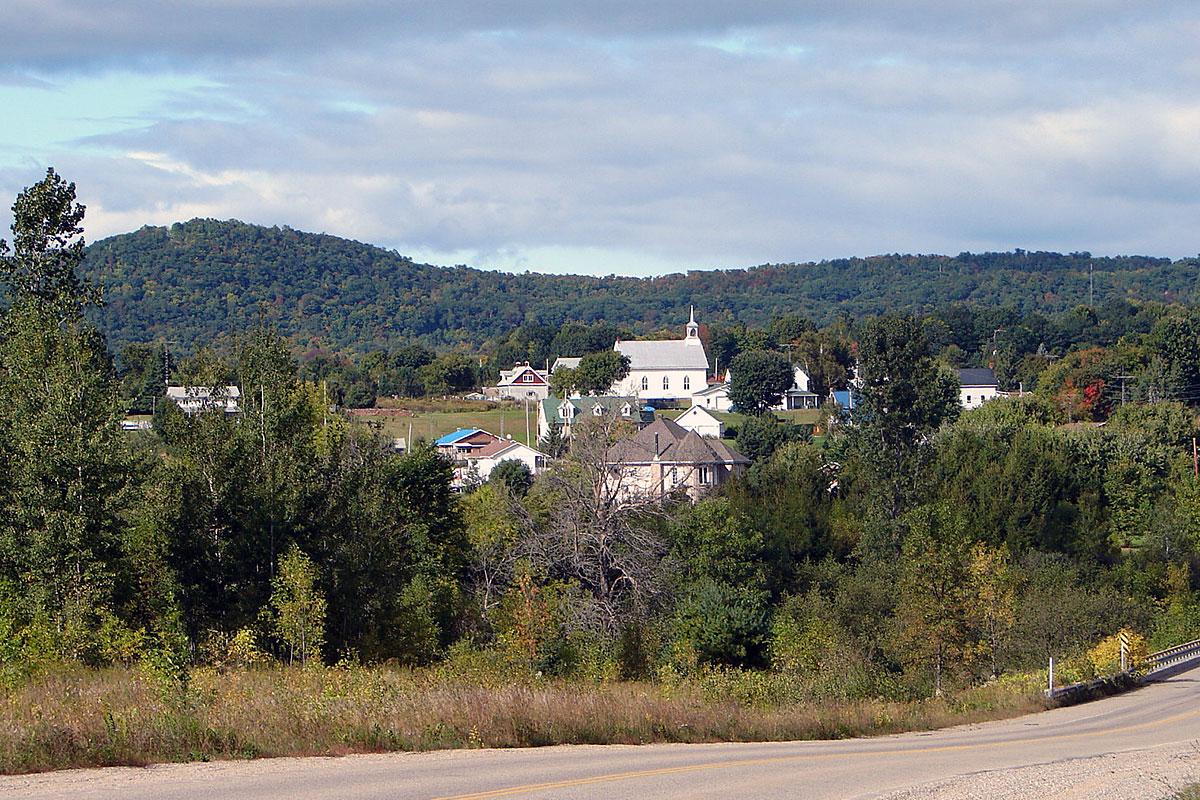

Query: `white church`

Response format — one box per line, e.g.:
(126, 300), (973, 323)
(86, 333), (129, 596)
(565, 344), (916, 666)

(609, 309), (711, 404)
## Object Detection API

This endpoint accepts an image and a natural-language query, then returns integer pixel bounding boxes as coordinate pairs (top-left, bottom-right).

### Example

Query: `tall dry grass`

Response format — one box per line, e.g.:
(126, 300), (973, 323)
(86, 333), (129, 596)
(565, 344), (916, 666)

(0, 664), (1048, 774)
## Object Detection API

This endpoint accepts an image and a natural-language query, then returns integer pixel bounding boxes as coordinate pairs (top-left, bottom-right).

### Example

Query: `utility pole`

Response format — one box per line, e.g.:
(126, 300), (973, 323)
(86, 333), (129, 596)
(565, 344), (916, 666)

(1193, 437), (1198, 479)
(1089, 263), (1094, 306)
(162, 340), (178, 386)
(1114, 375), (1134, 406)
(524, 398), (531, 447)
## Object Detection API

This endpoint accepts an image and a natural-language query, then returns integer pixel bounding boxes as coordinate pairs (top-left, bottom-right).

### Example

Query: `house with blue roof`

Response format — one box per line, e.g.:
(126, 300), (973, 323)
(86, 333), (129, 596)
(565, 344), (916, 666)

(434, 428), (502, 459)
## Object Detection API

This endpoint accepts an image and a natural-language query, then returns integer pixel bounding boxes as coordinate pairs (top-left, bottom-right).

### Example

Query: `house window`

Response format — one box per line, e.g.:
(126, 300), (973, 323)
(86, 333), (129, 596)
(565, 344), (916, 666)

(699, 466), (710, 485)
(641, 376), (649, 391)
(966, 395), (973, 405)
(521, 373), (533, 383)
(683, 376), (690, 391)
(593, 404), (603, 416)
(663, 376), (670, 391)
(621, 404), (631, 416)
(560, 405), (570, 418)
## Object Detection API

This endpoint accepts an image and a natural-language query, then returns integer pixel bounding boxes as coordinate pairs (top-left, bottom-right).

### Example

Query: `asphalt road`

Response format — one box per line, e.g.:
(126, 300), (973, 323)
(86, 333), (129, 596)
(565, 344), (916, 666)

(5, 670), (1200, 800)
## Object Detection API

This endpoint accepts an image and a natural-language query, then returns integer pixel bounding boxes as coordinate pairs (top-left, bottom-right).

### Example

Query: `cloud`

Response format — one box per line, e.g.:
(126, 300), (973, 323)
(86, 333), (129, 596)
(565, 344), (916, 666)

(1, 3), (1198, 274)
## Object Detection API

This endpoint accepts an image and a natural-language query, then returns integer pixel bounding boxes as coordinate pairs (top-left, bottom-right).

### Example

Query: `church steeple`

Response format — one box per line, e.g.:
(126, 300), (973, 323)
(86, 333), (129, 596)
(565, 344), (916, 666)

(685, 306), (700, 342)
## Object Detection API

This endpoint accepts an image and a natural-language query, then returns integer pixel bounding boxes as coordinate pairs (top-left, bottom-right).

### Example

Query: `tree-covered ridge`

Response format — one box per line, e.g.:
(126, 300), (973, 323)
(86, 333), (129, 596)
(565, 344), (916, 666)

(83, 218), (1199, 354)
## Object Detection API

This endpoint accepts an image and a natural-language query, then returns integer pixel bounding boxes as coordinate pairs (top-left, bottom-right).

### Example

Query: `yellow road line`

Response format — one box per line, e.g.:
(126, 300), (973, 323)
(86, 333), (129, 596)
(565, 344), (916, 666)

(432, 705), (1200, 800)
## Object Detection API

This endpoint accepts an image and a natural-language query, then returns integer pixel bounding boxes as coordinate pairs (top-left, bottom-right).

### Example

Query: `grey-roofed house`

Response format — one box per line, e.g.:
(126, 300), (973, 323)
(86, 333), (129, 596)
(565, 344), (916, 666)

(958, 367), (1000, 409)
(610, 308), (710, 405)
(606, 417), (749, 502)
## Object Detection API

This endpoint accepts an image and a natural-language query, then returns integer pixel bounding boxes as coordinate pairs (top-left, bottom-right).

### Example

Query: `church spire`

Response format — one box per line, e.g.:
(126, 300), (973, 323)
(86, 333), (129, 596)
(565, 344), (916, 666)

(685, 306), (699, 341)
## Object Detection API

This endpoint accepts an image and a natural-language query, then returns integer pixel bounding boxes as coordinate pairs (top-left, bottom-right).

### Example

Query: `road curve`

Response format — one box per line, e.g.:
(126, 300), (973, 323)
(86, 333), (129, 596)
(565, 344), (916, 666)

(4, 669), (1200, 800)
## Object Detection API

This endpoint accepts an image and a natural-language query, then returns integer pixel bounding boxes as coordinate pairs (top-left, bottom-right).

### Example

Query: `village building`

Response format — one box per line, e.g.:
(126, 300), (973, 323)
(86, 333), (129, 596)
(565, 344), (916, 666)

(777, 365), (821, 410)
(958, 367), (1000, 409)
(461, 439), (548, 485)
(690, 379), (733, 411)
(674, 405), (725, 438)
(538, 396), (651, 441)
(606, 417), (749, 502)
(610, 308), (709, 405)
(434, 427), (547, 488)
(487, 363), (551, 401)
(690, 364), (819, 412)
(551, 357), (581, 373)
(165, 385), (241, 415)
(434, 428), (503, 460)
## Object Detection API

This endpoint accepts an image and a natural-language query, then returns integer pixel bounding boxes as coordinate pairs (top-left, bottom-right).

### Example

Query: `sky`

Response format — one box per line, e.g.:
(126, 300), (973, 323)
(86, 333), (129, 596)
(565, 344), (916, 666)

(1, 2), (1198, 276)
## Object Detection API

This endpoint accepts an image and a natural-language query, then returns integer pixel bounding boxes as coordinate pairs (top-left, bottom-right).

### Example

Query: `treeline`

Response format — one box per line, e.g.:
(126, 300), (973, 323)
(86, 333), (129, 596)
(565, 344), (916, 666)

(111, 295), (1199, 415)
(5, 170), (1200, 702)
(83, 217), (1199, 355)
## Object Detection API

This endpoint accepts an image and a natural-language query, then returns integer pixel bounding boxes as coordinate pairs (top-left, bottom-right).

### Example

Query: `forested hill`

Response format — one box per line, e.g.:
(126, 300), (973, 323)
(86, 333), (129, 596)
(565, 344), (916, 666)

(83, 218), (1198, 353)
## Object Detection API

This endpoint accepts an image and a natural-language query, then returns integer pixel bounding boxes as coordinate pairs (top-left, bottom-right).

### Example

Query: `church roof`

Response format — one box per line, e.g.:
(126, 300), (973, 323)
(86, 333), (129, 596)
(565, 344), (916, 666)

(614, 339), (709, 370)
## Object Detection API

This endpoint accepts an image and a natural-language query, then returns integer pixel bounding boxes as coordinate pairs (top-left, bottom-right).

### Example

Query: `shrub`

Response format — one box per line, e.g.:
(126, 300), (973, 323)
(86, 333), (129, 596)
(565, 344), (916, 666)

(1087, 628), (1149, 675)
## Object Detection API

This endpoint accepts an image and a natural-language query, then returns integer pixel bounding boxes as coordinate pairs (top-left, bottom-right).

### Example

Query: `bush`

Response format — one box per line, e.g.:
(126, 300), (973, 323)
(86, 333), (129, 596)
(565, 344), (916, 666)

(1087, 628), (1149, 675)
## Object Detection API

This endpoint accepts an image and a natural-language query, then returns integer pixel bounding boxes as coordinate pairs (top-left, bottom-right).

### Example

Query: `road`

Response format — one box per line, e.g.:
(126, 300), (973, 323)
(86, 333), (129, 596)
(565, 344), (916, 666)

(4, 670), (1200, 800)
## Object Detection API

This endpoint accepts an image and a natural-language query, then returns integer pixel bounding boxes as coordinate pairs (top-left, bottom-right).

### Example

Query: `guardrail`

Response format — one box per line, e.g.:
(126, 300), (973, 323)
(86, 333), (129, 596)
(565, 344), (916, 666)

(1045, 636), (1200, 700)
(1146, 638), (1200, 675)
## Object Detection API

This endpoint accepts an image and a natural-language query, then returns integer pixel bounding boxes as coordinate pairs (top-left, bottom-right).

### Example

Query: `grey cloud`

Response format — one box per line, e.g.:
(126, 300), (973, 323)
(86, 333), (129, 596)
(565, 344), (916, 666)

(3, 2), (1199, 274)
(1, 1), (1188, 70)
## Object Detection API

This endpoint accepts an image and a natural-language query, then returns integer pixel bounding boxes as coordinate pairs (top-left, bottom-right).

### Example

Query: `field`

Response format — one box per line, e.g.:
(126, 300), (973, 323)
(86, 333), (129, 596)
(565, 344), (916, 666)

(353, 403), (538, 445)
(0, 664), (1047, 774)
(350, 402), (825, 446)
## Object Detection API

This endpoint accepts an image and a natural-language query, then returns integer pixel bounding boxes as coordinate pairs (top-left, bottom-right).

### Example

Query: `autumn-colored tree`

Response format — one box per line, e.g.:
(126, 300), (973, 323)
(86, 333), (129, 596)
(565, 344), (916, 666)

(270, 544), (326, 666)
(967, 542), (1016, 678)
(893, 503), (975, 695)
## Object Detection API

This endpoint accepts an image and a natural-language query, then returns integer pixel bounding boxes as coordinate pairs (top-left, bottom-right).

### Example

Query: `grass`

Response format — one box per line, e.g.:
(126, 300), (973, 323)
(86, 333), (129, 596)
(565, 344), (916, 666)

(0, 664), (1048, 775)
(354, 400), (824, 445)
(355, 407), (537, 444)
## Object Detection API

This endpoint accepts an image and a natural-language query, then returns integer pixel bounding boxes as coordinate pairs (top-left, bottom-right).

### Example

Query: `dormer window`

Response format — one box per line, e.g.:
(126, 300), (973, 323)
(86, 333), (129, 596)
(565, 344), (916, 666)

(621, 404), (631, 416)
(521, 373), (534, 383)
(593, 404), (603, 416)
(560, 405), (571, 418)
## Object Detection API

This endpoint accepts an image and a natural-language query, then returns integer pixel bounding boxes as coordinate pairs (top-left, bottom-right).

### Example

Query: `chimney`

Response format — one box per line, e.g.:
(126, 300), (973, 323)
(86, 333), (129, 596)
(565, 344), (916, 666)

(654, 432), (660, 456)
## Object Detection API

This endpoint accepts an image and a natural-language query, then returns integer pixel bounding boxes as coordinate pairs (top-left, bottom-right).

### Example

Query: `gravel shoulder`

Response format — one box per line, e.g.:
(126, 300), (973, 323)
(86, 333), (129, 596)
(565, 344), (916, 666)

(880, 742), (1200, 800)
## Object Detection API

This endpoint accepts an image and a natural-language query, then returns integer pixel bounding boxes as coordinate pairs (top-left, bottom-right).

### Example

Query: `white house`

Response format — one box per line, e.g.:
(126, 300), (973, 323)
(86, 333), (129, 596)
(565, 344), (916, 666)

(166, 385), (241, 415)
(611, 308), (710, 405)
(674, 405), (724, 438)
(690, 380), (733, 411)
(779, 365), (821, 410)
(463, 439), (548, 483)
(958, 368), (1000, 409)
(692, 364), (818, 413)
(489, 363), (551, 401)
